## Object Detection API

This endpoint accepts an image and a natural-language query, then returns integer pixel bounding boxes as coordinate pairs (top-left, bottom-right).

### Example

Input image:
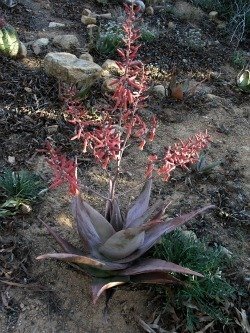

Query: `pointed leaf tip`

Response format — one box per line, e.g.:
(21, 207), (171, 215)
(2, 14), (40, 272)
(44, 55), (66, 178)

(126, 178), (152, 228)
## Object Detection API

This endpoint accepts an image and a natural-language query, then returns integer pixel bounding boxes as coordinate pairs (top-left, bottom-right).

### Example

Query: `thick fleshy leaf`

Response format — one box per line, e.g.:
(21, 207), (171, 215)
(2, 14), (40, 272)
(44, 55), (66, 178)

(91, 276), (129, 304)
(130, 272), (182, 284)
(39, 219), (83, 255)
(36, 253), (128, 271)
(129, 200), (164, 228)
(71, 195), (115, 250)
(109, 198), (124, 231)
(113, 205), (215, 263)
(125, 178), (152, 228)
(99, 228), (145, 260)
(121, 258), (203, 277)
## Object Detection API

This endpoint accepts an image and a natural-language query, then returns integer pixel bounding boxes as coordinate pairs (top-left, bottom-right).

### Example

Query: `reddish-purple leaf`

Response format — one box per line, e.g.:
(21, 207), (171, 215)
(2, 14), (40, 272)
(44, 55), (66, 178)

(36, 253), (128, 270)
(39, 218), (84, 255)
(125, 178), (152, 228)
(71, 195), (115, 250)
(130, 272), (182, 285)
(121, 258), (203, 277)
(91, 276), (129, 304)
(114, 205), (215, 263)
(109, 198), (124, 231)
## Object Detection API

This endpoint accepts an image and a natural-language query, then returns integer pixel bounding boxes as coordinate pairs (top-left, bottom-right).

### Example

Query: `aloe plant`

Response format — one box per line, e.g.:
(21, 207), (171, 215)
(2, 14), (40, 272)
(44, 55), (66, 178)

(37, 178), (214, 304)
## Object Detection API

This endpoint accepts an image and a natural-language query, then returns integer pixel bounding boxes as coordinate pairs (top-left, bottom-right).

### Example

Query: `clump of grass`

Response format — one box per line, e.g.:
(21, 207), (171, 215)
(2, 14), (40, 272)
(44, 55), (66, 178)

(153, 230), (236, 332)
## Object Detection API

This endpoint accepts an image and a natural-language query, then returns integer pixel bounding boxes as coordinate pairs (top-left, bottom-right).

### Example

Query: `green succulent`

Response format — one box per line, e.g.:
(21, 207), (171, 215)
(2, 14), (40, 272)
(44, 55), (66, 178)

(37, 179), (214, 304)
(0, 169), (45, 217)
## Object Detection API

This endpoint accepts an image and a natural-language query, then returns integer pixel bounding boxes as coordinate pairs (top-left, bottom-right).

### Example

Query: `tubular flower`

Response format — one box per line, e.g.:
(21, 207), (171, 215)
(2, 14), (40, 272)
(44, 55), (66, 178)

(148, 132), (211, 181)
(44, 142), (79, 196)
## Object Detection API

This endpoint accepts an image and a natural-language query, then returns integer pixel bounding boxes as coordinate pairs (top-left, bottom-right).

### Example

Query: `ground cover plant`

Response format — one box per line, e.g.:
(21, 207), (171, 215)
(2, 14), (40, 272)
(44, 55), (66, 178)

(153, 230), (237, 332)
(37, 4), (214, 306)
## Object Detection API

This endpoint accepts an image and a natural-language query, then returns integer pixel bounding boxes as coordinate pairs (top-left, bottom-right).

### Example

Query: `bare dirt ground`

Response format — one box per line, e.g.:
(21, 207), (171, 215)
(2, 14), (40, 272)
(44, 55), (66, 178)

(0, 0), (249, 332)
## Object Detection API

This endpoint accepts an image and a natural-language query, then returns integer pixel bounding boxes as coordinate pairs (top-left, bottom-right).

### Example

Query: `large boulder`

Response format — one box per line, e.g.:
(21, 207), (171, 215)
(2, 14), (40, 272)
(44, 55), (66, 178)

(43, 52), (102, 87)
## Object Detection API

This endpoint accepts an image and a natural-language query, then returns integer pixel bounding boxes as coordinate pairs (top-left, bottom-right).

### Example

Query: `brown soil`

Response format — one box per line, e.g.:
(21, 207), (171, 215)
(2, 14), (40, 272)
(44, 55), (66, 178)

(0, 1), (249, 332)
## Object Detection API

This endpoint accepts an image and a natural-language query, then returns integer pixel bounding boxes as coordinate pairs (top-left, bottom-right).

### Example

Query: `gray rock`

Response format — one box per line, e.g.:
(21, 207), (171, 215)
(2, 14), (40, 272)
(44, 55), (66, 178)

(44, 52), (102, 87)
(49, 22), (66, 28)
(80, 52), (94, 62)
(52, 35), (80, 51)
(152, 85), (167, 99)
(32, 38), (50, 55)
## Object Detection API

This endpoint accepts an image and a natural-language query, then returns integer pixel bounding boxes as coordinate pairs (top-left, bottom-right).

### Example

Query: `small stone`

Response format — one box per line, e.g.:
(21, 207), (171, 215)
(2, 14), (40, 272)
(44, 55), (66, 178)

(145, 6), (154, 15)
(49, 22), (66, 28)
(209, 11), (218, 20)
(18, 42), (27, 58)
(8, 156), (15, 165)
(168, 21), (176, 29)
(80, 52), (93, 62)
(102, 77), (118, 93)
(101, 59), (124, 77)
(152, 85), (167, 99)
(81, 15), (97, 26)
(20, 203), (32, 214)
(182, 58), (188, 63)
(82, 8), (92, 16)
(52, 35), (80, 51)
(32, 38), (49, 55)
(46, 125), (58, 134)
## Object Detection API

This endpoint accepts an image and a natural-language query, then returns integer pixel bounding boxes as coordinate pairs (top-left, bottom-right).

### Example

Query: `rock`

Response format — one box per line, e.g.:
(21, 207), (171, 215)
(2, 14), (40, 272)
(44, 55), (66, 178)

(44, 52), (102, 88)
(145, 6), (154, 15)
(87, 24), (99, 47)
(8, 156), (15, 165)
(81, 15), (97, 26)
(209, 11), (218, 20)
(18, 42), (27, 58)
(49, 22), (66, 28)
(102, 76), (118, 93)
(172, 1), (205, 22)
(80, 52), (94, 62)
(101, 59), (124, 77)
(52, 35), (80, 51)
(32, 38), (49, 55)
(46, 125), (58, 134)
(152, 85), (167, 99)
(168, 21), (176, 29)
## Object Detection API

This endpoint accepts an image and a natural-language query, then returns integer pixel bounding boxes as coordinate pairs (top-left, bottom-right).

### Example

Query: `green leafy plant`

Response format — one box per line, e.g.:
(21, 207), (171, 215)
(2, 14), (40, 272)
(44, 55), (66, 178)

(154, 230), (235, 331)
(37, 5), (215, 306)
(0, 169), (45, 217)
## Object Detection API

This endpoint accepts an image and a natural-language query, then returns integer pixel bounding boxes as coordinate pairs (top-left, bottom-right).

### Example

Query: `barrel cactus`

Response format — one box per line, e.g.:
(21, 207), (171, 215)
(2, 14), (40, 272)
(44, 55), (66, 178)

(0, 17), (21, 58)
(236, 69), (250, 93)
